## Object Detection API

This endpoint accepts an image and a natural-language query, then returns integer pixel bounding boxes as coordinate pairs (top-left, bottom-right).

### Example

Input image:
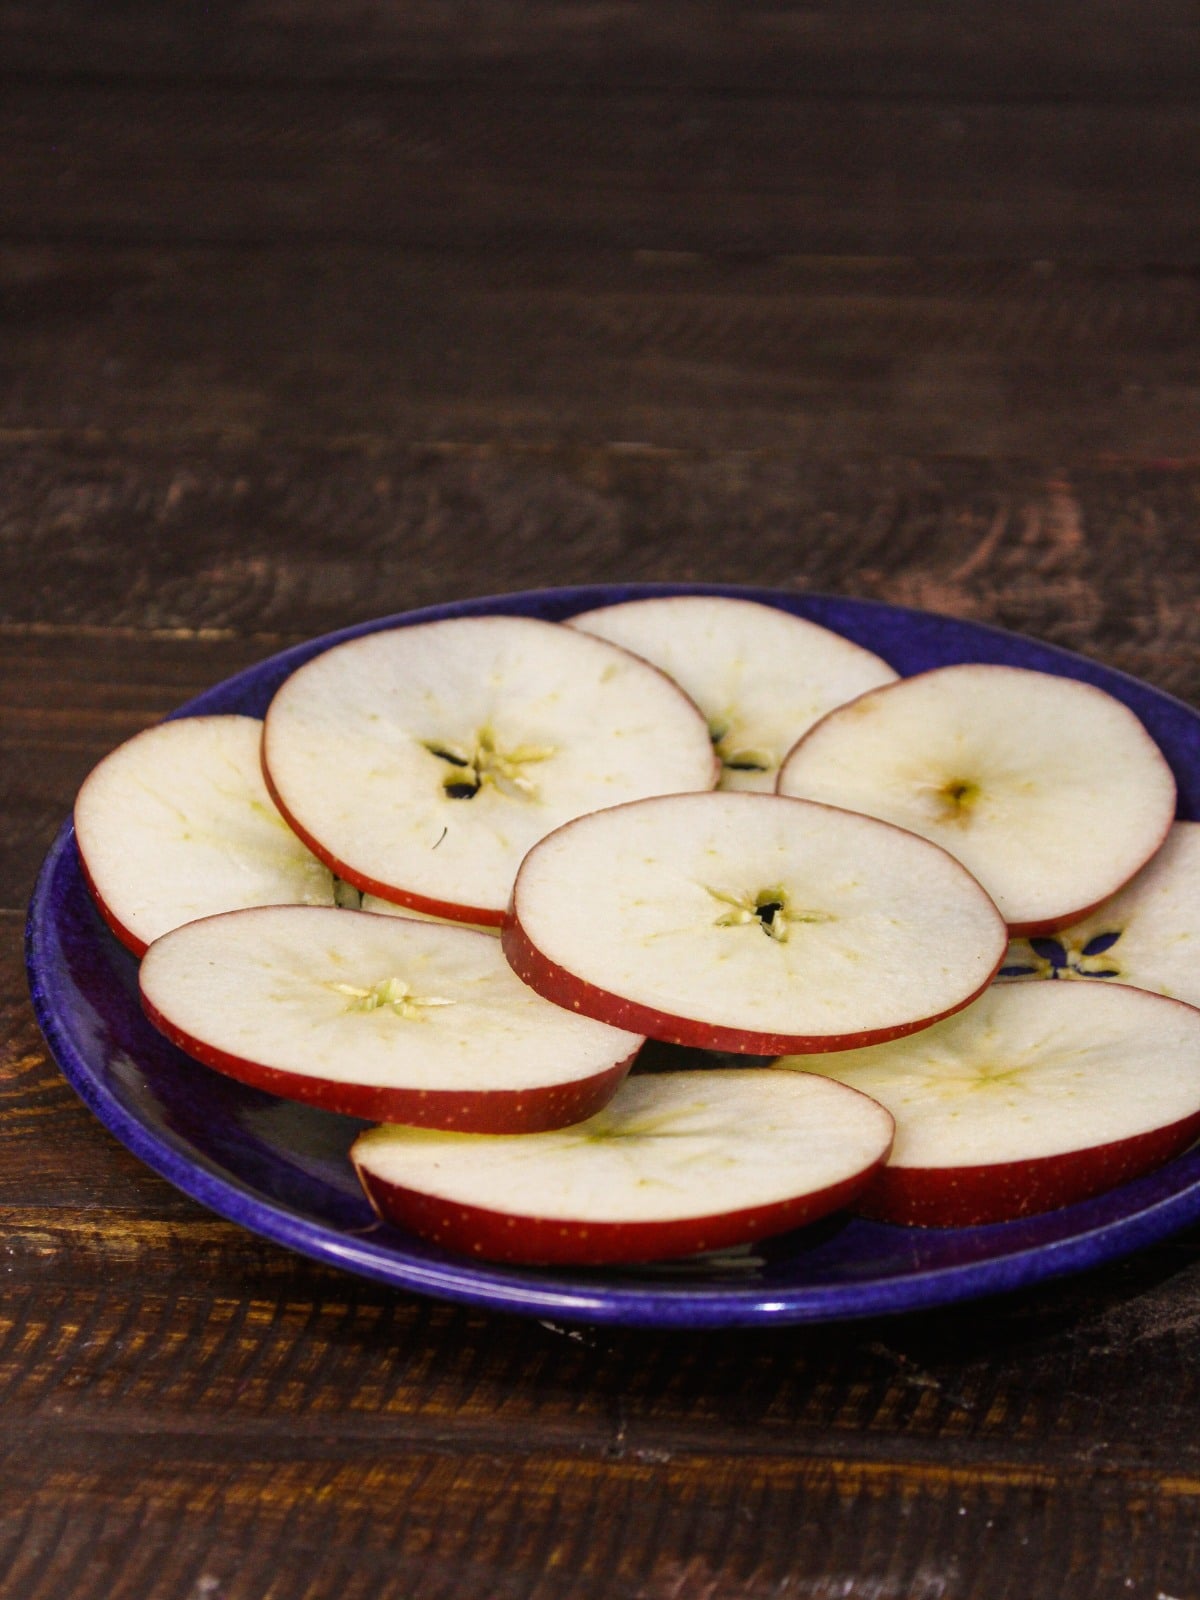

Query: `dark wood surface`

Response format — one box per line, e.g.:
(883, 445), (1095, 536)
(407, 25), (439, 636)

(5, 6), (1200, 1596)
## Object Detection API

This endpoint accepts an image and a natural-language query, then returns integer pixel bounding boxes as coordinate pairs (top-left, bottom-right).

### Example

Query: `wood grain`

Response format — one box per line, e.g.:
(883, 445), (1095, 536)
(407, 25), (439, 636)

(5, 0), (1199, 100)
(2, 460), (1197, 696)
(5, 249), (1199, 459)
(4, 1257), (1200, 1457)
(7, 82), (1200, 260)
(4, 1439), (1196, 1600)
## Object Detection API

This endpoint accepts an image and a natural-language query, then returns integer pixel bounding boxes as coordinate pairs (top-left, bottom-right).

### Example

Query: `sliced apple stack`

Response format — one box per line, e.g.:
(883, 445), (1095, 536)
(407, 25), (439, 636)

(139, 905), (643, 1131)
(505, 790), (1007, 1054)
(74, 714), (336, 956)
(568, 594), (897, 792)
(777, 664), (1177, 935)
(1000, 821), (1200, 1006)
(261, 615), (718, 927)
(69, 599), (1199, 1262)
(352, 1068), (895, 1264)
(783, 982), (1200, 1226)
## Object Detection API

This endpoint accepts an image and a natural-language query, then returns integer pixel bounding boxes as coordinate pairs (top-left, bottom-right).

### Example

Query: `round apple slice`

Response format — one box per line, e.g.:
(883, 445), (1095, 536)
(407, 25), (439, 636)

(999, 821), (1200, 1006)
(777, 664), (1177, 935)
(352, 1069), (895, 1264)
(139, 905), (643, 1132)
(74, 714), (336, 957)
(568, 595), (897, 792)
(784, 981), (1200, 1226)
(504, 791), (1007, 1055)
(262, 615), (717, 925)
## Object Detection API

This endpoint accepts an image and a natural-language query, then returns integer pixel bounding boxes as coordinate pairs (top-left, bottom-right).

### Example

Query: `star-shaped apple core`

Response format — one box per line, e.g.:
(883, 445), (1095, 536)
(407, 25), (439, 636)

(329, 976), (456, 1018)
(1000, 931), (1123, 981)
(704, 885), (834, 945)
(424, 729), (556, 801)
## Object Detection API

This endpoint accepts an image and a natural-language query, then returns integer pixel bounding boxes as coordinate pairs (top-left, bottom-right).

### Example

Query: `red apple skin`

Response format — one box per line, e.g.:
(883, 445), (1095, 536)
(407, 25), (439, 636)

(259, 760), (506, 926)
(139, 984), (639, 1132)
(857, 1109), (1200, 1228)
(353, 1148), (892, 1265)
(502, 908), (1003, 1057)
(76, 842), (150, 958)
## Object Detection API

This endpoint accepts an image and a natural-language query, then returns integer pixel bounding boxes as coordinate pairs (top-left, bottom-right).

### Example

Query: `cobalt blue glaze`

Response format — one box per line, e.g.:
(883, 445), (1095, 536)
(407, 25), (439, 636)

(25, 584), (1200, 1327)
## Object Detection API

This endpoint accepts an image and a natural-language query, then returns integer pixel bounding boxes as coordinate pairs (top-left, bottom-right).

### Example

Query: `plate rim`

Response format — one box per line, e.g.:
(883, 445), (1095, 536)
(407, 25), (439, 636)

(25, 581), (1200, 1328)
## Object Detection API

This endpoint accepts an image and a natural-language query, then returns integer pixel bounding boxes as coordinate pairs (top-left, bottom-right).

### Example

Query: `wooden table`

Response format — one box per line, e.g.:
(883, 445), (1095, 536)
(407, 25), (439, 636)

(4, 6), (1200, 1595)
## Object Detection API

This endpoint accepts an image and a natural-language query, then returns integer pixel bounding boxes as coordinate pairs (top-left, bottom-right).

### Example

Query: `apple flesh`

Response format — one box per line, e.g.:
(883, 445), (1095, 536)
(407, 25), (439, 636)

(74, 714), (336, 957)
(504, 790), (1007, 1055)
(999, 821), (1200, 1006)
(782, 980), (1200, 1225)
(352, 1068), (895, 1264)
(139, 905), (643, 1132)
(777, 664), (1177, 935)
(262, 615), (718, 926)
(568, 595), (897, 792)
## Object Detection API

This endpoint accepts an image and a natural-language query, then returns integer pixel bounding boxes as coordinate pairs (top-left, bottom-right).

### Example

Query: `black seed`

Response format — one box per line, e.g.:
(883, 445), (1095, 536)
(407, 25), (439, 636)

(1083, 968), (1120, 979)
(444, 781), (480, 800)
(755, 901), (783, 925)
(1082, 931), (1122, 956)
(426, 745), (470, 767)
(724, 758), (769, 772)
(999, 965), (1037, 978)
(1030, 938), (1067, 966)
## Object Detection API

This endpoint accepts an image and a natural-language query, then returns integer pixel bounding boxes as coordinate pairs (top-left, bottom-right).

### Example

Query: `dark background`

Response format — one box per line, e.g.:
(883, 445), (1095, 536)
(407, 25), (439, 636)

(3, 5), (1200, 1597)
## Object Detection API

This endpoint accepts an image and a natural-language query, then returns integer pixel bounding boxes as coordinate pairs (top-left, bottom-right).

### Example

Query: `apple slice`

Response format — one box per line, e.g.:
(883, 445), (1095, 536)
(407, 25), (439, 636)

(74, 714), (336, 956)
(999, 821), (1200, 1007)
(783, 980), (1200, 1226)
(568, 595), (897, 792)
(262, 615), (717, 926)
(139, 905), (643, 1131)
(777, 664), (1177, 935)
(504, 791), (1007, 1054)
(351, 1068), (895, 1264)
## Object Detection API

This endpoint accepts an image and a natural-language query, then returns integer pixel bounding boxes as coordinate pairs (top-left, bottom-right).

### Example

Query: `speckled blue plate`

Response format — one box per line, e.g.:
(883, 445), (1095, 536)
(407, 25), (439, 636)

(25, 584), (1200, 1326)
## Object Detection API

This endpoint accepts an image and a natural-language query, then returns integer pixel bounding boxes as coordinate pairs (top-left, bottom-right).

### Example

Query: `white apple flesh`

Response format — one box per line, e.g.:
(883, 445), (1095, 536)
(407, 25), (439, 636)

(504, 791), (1007, 1055)
(783, 981), (1200, 1226)
(139, 905), (643, 1131)
(568, 595), (897, 792)
(777, 664), (1177, 935)
(262, 615), (718, 925)
(351, 1068), (895, 1264)
(1000, 821), (1200, 1005)
(74, 714), (336, 957)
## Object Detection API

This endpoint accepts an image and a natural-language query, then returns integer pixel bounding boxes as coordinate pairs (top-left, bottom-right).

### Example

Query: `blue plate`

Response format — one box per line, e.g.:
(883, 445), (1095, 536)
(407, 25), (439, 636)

(25, 584), (1200, 1327)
